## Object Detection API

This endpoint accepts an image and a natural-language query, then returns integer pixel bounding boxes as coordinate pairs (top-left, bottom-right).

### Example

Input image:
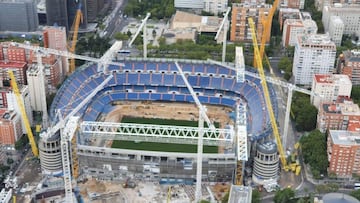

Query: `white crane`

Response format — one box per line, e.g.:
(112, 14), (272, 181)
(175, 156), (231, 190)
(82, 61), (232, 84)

(128, 13), (151, 59)
(174, 61), (214, 202)
(215, 7), (231, 63)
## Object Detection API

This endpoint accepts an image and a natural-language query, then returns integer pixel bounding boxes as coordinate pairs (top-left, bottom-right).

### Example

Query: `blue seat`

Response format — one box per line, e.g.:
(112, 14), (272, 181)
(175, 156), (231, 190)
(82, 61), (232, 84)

(194, 65), (205, 73)
(151, 93), (161, 100)
(139, 74), (150, 85)
(223, 78), (233, 90)
(139, 93), (149, 100)
(174, 95), (185, 101)
(127, 93), (138, 100)
(162, 93), (172, 100)
(209, 97), (220, 105)
(164, 75), (174, 85)
(187, 76), (198, 86)
(146, 62), (157, 71)
(199, 77), (210, 87)
(127, 74), (137, 84)
(181, 64), (193, 73)
(151, 73), (163, 85)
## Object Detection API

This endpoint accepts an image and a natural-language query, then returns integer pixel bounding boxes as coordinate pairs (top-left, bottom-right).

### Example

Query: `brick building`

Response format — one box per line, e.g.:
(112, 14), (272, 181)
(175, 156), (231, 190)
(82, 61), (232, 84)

(317, 100), (360, 133)
(327, 130), (360, 178)
(338, 50), (360, 85)
(0, 109), (22, 146)
(0, 61), (28, 85)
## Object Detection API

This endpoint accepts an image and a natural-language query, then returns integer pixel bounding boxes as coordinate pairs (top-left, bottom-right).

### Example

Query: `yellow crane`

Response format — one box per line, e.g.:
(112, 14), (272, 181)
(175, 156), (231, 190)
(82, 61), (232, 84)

(254, 0), (280, 67)
(8, 70), (39, 157)
(248, 18), (289, 171)
(68, 5), (83, 73)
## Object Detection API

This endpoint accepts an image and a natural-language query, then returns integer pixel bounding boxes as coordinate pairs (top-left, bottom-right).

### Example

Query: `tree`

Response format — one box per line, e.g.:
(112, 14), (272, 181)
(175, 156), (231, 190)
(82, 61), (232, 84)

(273, 188), (295, 203)
(351, 189), (360, 201)
(221, 192), (229, 203)
(114, 32), (130, 41)
(7, 158), (14, 166)
(351, 86), (360, 105)
(291, 92), (318, 132)
(252, 189), (261, 203)
(300, 130), (328, 178)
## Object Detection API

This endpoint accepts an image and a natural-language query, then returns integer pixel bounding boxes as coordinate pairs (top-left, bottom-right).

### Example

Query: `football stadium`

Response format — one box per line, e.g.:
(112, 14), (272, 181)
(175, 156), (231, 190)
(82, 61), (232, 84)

(41, 58), (278, 184)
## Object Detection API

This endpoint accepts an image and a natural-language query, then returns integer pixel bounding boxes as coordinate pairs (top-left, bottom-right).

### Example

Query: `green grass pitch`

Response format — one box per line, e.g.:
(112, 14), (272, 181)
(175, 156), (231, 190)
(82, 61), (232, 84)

(111, 116), (219, 153)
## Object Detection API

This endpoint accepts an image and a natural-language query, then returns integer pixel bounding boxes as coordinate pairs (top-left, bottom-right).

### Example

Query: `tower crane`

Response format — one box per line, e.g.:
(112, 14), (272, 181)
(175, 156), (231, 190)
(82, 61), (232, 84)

(248, 17), (289, 171)
(68, 3), (83, 73)
(41, 74), (113, 202)
(215, 7), (231, 63)
(254, 0), (280, 67)
(128, 13), (151, 59)
(8, 70), (39, 157)
(174, 61), (214, 202)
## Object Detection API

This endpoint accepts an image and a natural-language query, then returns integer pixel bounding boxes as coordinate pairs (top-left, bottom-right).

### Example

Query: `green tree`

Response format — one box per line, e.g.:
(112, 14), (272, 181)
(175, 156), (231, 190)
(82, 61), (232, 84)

(351, 86), (360, 105)
(350, 189), (360, 201)
(221, 192), (229, 203)
(291, 92), (318, 132)
(252, 189), (261, 203)
(300, 130), (328, 178)
(7, 158), (14, 165)
(273, 188), (295, 203)
(114, 32), (130, 41)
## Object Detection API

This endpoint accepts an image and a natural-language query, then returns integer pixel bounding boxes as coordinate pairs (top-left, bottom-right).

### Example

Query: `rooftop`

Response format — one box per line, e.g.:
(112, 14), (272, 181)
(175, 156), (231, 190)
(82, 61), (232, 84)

(0, 61), (27, 68)
(257, 141), (277, 154)
(322, 101), (360, 115)
(343, 50), (360, 62)
(322, 192), (360, 203)
(298, 34), (336, 47)
(314, 74), (351, 85)
(228, 185), (252, 203)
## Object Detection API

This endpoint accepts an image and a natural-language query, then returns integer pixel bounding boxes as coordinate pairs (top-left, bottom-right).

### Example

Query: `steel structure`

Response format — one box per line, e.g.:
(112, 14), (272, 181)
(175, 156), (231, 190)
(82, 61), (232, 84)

(235, 47), (245, 83)
(97, 41), (123, 73)
(215, 7), (231, 63)
(10, 42), (125, 70)
(248, 17), (288, 171)
(128, 13), (151, 59)
(68, 5), (83, 73)
(35, 54), (49, 128)
(235, 102), (248, 185)
(8, 70), (39, 157)
(80, 121), (233, 145)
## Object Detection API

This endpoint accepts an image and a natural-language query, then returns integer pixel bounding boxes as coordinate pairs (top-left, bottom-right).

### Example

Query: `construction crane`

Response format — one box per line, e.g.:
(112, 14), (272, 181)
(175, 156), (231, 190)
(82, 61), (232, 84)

(174, 61), (214, 202)
(128, 13), (151, 59)
(214, 7), (231, 63)
(254, 0), (280, 67)
(8, 70), (39, 157)
(248, 17), (289, 171)
(41, 74), (113, 202)
(68, 3), (83, 73)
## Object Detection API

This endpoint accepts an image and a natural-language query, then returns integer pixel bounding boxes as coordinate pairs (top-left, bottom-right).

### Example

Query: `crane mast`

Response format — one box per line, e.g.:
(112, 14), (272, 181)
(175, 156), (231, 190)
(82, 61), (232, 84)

(8, 70), (39, 157)
(248, 18), (288, 171)
(68, 5), (83, 73)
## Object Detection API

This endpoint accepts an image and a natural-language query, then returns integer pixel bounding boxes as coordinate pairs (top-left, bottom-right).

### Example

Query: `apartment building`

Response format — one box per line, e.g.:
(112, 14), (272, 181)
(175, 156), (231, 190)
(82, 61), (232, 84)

(0, 61), (28, 85)
(203, 0), (228, 14)
(279, 8), (300, 31)
(293, 34), (336, 85)
(174, 0), (203, 9)
(316, 0), (360, 11)
(337, 50), (360, 85)
(328, 16), (344, 46)
(27, 65), (47, 112)
(280, 0), (305, 9)
(230, 3), (271, 42)
(317, 100), (360, 133)
(311, 74), (352, 109)
(0, 42), (27, 62)
(322, 4), (360, 35)
(327, 130), (360, 178)
(0, 109), (22, 146)
(282, 17), (317, 47)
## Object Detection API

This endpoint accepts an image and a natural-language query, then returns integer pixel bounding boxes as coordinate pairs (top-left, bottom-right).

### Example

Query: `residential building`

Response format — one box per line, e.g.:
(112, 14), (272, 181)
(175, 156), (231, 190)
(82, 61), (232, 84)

(203, 0), (228, 14)
(6, 85), (33, 133)
(337, 50), (360, 85)
(174, 0), (204, 9)
(317, 100), (360, 133)
(0, 0), (38, 32)
(27, 66), (47, 112)
(0, 61), (28, 85)
(279, 8), (300, 31)
(87, 0), (105, 22)
(0, 42), (27, 63)
(316, 0), (360, 11)
(293, 34), (336, 85)
(328, 16), (344, 46)
(0, 109), (22, 146)
(282, 13), (317, 47)
(311, 74), (352, 109)
(43, 26), (67, 76)
(280, 0), (305, 9)
(0, 87), (12, 108)
(327, 130), (360, 178)
(230, 3), (271, 42)
(322, 4), (360, 35)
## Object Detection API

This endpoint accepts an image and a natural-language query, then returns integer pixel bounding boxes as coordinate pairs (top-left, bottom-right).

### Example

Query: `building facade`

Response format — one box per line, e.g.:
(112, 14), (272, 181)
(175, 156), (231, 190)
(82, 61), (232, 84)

(203, 0), (228, 15)
(86, 0), (105, 22)
(0, 61), (28, 85)
(279, 8), (300, 31)
(0, 109), (22, 146)
(174, 0), (204, 9)
(282, 17), (317, 47)
(280, 0), (305, 9)
(327, 130), (360, 178)
(252, 141), (279, 185)
(27, 66), (48, 112)
(311, 74), (352, 109)
(328, 16), (344, 46)
(317, 100), (360, 133)
(293, 34), (336, 85)
(322, 5), (360, 35)
(0, 0), (38, 32)
(0, 43), (27, 63)
(230, 3), (271, 42)
(337, 50), (360, 85)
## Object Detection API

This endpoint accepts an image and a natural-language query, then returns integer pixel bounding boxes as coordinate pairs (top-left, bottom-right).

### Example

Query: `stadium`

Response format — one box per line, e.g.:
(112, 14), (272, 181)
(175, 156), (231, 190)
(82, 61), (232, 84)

(39, 58), (278, 185)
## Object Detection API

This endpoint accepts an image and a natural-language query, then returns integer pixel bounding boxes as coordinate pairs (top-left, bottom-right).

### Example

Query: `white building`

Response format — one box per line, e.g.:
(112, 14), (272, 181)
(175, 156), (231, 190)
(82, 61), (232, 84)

(0, 189), (12, 203)
(328, 16), (344, 46)
(6, 86), (33, 138)
(175, 0), (203, 9)
(282, 16), (317, 47)
(293, 34), (337, 85)
(203, 0), (228, 14)
(322, 4), (360, 35)
(27, 65), (47, 113)
(311, 74), (352, 109)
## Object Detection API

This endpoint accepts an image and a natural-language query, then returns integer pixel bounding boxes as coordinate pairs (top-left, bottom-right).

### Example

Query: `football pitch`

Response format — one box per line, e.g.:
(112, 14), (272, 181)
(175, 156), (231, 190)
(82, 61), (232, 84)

(111, 116), (219, 153)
